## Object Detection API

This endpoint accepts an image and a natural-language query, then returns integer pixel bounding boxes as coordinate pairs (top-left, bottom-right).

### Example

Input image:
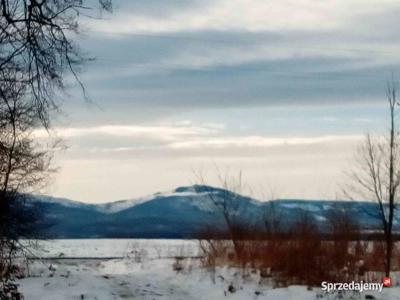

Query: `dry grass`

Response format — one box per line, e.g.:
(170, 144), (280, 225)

(198, 213), (400, 287)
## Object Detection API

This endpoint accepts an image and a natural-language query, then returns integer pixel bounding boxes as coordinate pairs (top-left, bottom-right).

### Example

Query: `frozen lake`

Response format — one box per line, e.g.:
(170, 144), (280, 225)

(27, 239), (200, 259)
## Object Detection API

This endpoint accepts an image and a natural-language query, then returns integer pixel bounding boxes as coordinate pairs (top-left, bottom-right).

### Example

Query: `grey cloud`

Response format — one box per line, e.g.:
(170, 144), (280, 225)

(62, 2), (400, 125)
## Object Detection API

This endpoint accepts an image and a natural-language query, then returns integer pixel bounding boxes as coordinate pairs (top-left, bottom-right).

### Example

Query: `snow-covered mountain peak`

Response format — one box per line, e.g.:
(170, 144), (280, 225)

(95, 185), (218, 214)
(95, 195), (155, 214)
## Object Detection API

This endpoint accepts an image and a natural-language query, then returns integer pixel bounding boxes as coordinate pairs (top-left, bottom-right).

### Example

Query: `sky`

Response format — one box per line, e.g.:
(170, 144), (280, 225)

(42, 0), (400, 203)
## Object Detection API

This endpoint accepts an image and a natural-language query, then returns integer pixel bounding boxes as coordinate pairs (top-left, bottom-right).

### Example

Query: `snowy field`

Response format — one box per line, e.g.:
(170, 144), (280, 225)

(16, 239), (400, 300)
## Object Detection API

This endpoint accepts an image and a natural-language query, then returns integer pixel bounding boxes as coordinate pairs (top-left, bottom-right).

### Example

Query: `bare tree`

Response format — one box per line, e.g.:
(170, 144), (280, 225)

(262, 188), (283, 238)
(0, 0), (112, 126)
(0, 68), (55, 280)
(0, 0), (112, 287)
(346, 79), (399, 276)
(194, 168), (250, 260)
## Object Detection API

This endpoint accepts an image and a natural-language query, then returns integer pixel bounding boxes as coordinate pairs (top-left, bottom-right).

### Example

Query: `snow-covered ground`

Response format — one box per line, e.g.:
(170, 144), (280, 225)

(16, 239), (400, 300)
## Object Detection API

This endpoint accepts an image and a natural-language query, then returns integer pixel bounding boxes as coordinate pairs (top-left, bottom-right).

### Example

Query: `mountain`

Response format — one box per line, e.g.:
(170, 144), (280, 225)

(27, 185), (400, 238)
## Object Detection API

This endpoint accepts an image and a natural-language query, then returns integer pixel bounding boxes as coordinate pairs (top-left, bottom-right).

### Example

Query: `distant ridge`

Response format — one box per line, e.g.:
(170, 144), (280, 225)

(28, 185), (399, 238)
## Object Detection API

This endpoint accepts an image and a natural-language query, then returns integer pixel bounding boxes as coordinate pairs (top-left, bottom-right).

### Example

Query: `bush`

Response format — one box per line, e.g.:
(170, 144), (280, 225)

(198, 212), (400, 287)
(0, 282), (24, 300)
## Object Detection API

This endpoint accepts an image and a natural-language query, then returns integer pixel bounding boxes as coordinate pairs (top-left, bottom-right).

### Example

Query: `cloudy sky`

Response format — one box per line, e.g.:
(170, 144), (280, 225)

(45, 0), (400, 203)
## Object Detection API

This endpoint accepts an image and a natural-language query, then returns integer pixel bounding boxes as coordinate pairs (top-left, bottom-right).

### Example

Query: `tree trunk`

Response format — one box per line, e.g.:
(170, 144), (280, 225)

(385, 231), (393, 276)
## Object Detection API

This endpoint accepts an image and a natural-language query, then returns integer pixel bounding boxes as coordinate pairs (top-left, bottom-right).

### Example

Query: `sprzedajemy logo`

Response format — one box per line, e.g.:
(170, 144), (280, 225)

(321, 280), (388, 293)
(383, 277), (391, 287)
